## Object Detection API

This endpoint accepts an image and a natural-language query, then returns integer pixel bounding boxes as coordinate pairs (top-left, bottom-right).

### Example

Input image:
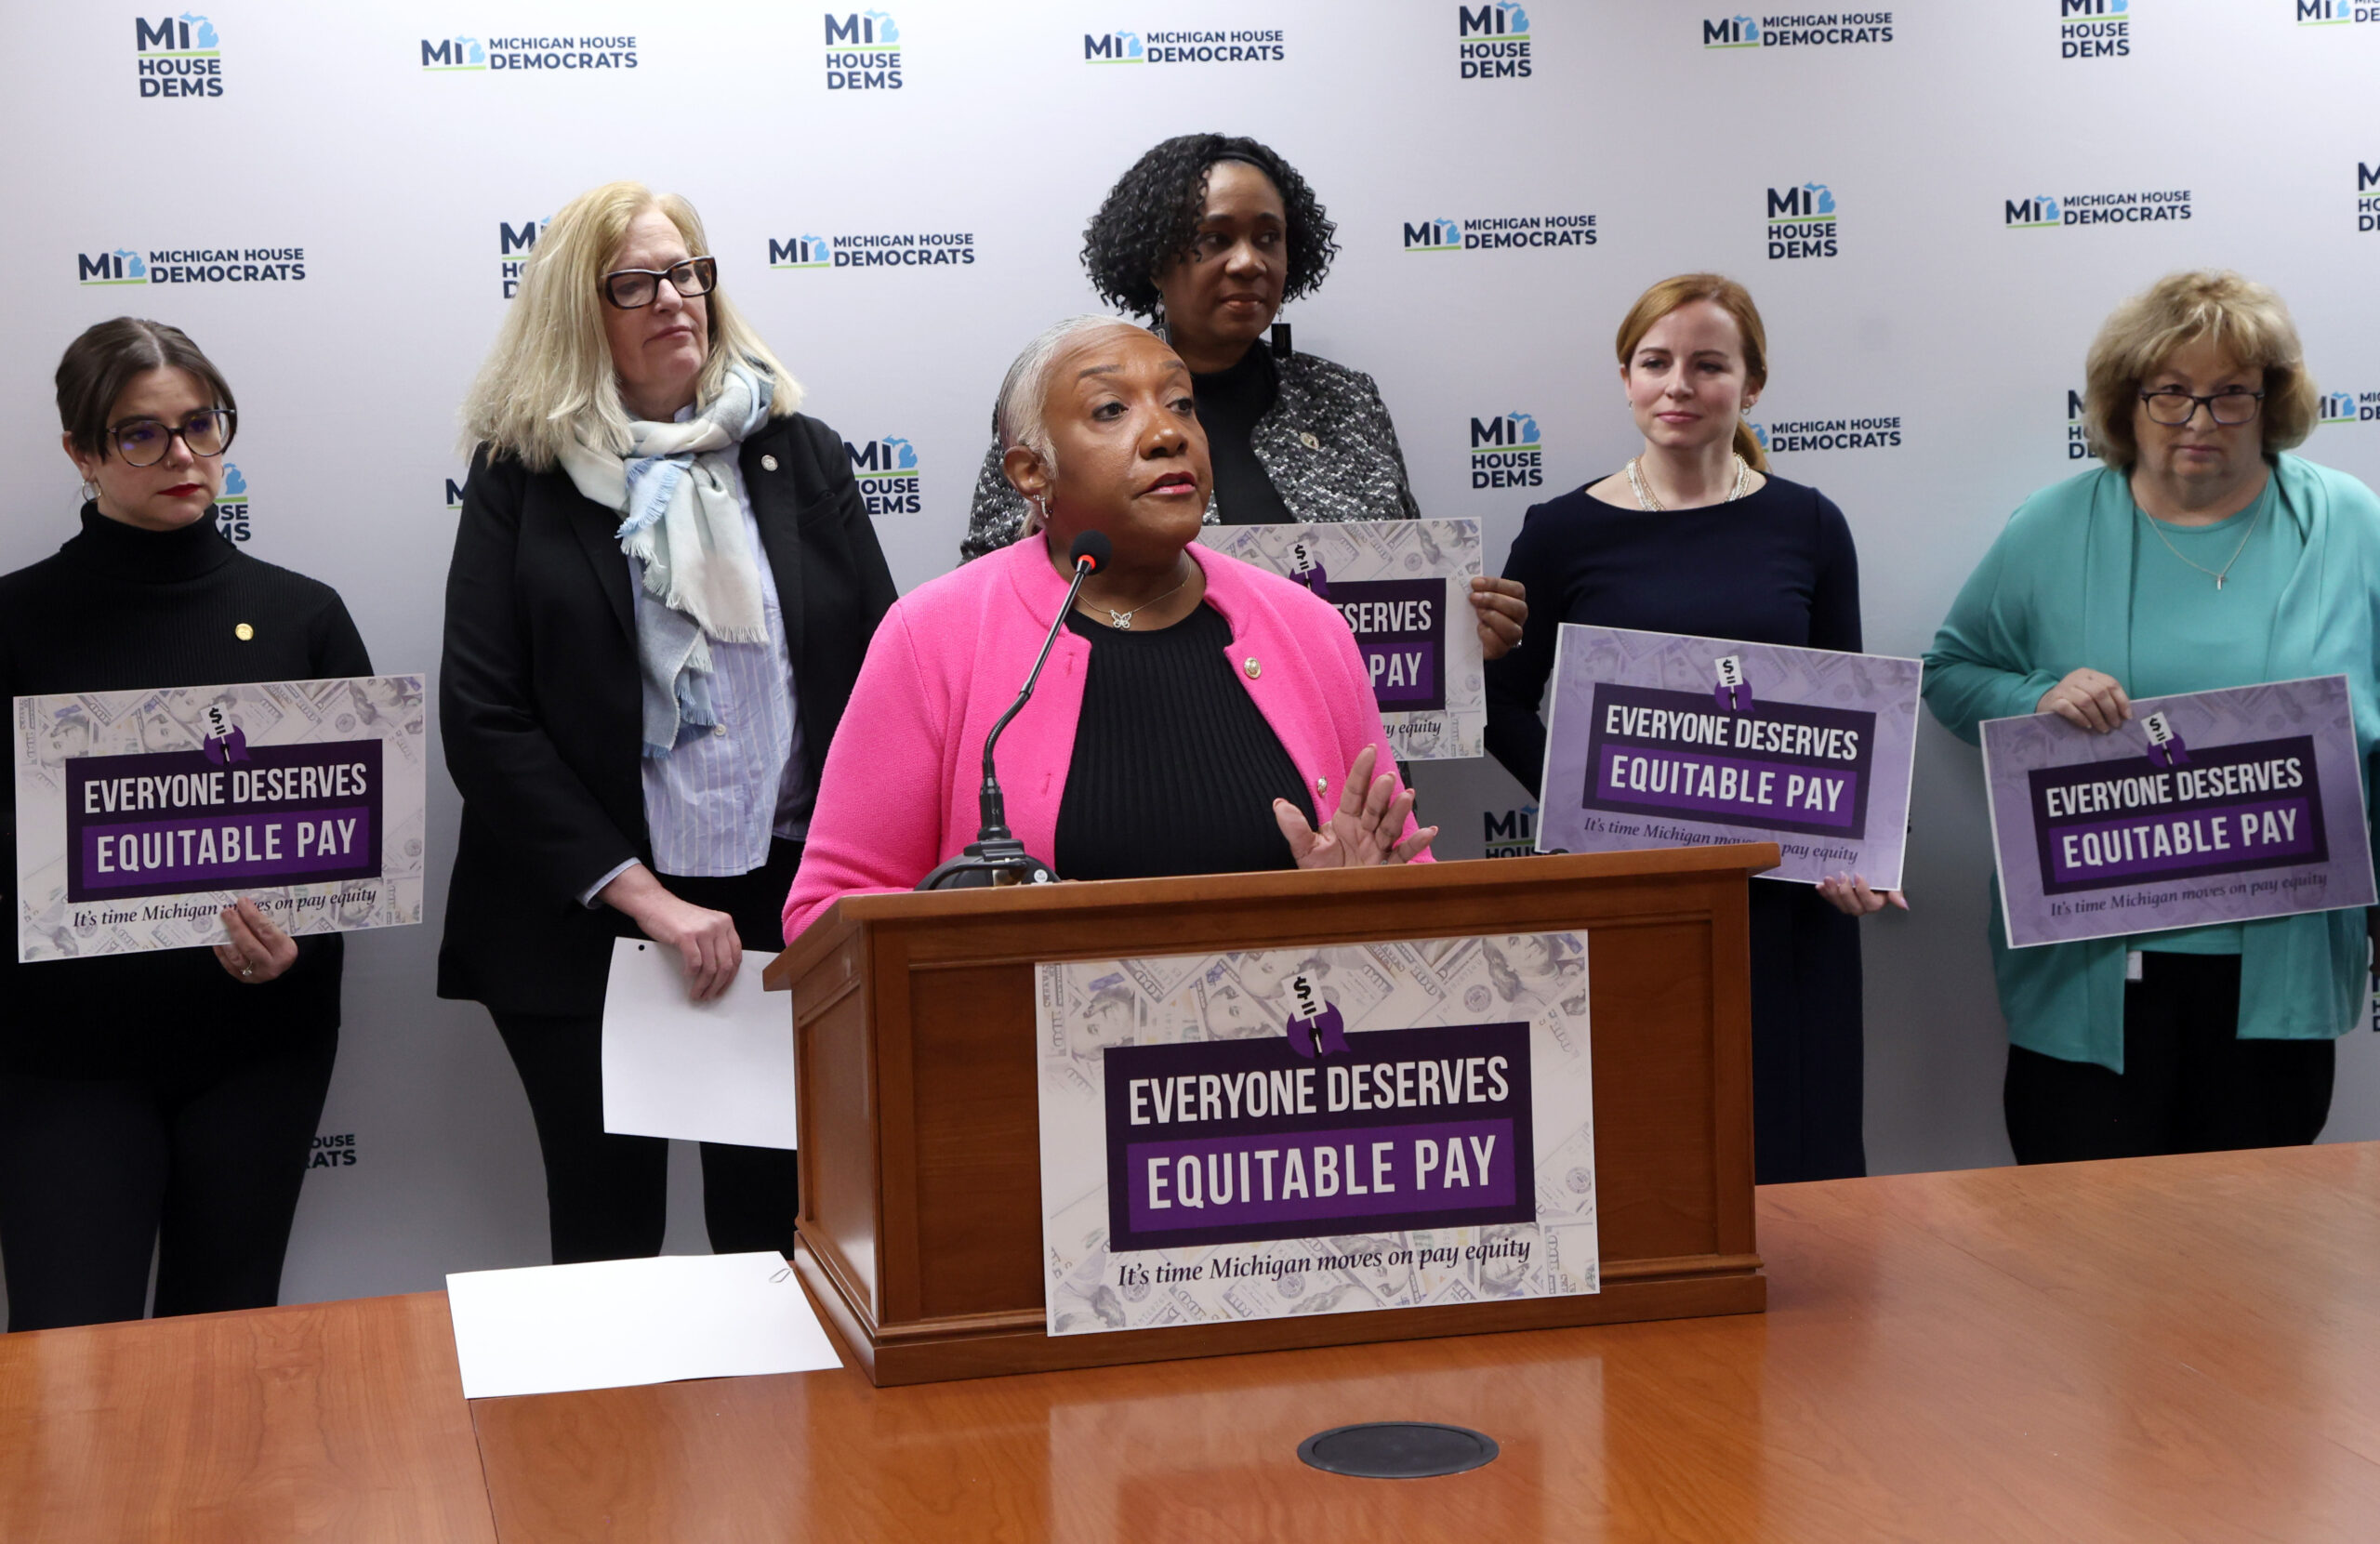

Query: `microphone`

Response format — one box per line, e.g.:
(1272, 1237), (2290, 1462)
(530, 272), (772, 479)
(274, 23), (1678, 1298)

(918, 530), (1111, 890)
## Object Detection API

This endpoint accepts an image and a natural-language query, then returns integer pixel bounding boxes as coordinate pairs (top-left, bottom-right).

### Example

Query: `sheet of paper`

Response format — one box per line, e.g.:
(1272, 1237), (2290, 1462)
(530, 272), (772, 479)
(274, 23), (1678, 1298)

(445, 1251), (841, 1399)
(602, 937), (797, 1149)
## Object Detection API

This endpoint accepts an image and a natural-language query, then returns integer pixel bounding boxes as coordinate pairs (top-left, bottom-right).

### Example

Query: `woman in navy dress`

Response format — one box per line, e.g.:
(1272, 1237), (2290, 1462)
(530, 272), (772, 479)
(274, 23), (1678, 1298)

(1485, 274), (1894, 1183)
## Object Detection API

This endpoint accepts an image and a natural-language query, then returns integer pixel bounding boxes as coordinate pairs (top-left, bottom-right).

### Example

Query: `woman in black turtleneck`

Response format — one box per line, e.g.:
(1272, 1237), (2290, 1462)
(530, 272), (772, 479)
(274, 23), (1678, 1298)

(0, 319), (370, 1331)
(958, 134), (1527, 657)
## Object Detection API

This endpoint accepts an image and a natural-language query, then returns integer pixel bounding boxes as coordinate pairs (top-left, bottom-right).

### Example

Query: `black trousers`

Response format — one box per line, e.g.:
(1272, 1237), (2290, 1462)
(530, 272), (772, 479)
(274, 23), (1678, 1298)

(0, 1027), (337, 1332)
(2004, 952), (2335, 1165)
(1748, 880), (1868, 1183)
(494, 840), (800, 1265)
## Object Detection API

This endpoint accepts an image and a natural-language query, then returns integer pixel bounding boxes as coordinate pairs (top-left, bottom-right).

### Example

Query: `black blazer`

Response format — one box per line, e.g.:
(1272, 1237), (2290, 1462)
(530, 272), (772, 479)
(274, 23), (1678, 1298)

(437, 412), (897, 1016)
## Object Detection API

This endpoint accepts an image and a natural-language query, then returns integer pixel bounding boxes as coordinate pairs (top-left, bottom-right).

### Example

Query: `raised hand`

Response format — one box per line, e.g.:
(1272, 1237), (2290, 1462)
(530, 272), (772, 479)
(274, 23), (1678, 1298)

(1274, 745), (1438, 868)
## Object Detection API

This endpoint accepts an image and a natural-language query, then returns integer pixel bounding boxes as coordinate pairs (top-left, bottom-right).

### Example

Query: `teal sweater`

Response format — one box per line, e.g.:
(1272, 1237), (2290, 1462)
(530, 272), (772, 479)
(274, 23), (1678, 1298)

(1924, 455), (2380, 1072)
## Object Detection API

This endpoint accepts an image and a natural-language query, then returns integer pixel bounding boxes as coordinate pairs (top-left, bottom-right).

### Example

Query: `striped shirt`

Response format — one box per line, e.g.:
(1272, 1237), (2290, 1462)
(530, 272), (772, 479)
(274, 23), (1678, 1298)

(632, 451), (808, 878)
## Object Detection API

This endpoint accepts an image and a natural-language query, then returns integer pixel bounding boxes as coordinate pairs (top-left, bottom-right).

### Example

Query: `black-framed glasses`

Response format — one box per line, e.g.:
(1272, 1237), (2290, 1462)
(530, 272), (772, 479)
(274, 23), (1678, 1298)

(601, 257), (718, 310)
(2140, 389), (2264, 427)
(109, 406), (235, 467)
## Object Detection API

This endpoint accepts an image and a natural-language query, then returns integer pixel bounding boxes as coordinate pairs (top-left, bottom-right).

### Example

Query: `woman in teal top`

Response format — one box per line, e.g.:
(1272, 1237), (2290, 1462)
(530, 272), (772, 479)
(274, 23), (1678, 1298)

(1924, 270), (2380, 1163)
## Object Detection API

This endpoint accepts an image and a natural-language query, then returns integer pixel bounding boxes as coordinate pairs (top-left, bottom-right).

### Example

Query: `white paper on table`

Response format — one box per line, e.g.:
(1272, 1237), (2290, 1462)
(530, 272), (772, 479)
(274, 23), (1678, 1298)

(601, 937), (797, 1149)
(445, 1251), (842, 1398)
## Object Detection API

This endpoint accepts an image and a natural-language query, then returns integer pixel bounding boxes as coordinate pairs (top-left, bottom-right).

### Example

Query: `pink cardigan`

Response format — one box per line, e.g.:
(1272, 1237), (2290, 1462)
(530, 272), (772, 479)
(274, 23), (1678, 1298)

(782, 536), (1427, 942)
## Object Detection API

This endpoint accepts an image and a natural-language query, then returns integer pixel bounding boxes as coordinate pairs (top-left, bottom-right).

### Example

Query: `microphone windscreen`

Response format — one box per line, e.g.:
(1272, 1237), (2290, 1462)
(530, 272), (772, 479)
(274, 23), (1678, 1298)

(1069, 530), (1113, 573)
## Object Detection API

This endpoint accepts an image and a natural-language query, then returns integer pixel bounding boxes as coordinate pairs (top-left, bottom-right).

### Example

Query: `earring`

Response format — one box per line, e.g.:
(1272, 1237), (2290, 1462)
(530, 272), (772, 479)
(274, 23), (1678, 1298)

(79, 479), (99, 503)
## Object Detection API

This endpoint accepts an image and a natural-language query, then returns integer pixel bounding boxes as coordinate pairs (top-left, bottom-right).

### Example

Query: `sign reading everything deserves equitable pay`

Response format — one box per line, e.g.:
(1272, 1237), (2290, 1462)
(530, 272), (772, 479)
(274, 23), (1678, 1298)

(13, 676), (428, 961)
(1981, 676), (2376, 949)
(1035, 936), (1598, 1336)
(1534, 627), (1924, 887)
(1197, 519), (1486, 760)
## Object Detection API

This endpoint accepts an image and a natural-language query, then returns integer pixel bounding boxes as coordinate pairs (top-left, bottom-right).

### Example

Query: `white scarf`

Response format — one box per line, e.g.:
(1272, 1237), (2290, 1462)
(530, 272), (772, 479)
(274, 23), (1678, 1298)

(560, 363), (774, 755)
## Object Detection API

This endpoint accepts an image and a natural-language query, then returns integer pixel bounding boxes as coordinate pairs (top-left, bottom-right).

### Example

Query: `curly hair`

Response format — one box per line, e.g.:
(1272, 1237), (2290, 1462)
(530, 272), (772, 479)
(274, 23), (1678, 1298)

(1080, 134), (1339, 321)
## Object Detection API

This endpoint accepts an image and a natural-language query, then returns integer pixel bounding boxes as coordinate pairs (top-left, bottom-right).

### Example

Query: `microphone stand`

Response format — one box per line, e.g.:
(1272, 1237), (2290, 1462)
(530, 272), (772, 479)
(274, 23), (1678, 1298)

(917, 545), (1104, 890)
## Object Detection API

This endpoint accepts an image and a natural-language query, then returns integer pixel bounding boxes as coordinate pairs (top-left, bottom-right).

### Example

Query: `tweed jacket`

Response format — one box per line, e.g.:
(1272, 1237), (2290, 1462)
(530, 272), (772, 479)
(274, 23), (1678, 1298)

(959, 347), (1423, 561)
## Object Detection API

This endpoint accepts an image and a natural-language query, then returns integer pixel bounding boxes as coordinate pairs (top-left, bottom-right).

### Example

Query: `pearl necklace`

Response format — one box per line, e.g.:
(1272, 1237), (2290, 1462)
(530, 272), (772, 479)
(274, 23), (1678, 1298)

(1626, 454), (1752, 512)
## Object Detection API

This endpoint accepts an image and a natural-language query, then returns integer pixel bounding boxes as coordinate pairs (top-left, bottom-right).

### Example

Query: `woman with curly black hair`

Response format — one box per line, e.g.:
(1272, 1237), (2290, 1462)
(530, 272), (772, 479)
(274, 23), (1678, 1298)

(959, 133), (1526, 654)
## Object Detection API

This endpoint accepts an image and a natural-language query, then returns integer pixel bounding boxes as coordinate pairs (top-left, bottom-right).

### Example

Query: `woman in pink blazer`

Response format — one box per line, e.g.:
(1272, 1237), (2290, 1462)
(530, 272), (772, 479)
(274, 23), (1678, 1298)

(783, 317), (1433, 942)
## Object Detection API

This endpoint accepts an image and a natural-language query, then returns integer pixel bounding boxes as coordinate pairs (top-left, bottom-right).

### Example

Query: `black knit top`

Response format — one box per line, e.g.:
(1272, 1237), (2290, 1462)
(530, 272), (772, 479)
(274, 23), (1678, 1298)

(1052, 602), (1316, 882)
(1192, 347), (1297, 527)
(0, 506), (372, 1077)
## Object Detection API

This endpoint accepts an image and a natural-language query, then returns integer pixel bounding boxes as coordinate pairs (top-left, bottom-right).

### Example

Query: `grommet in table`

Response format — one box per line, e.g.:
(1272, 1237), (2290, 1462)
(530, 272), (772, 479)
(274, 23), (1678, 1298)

(1297, 1422), (1498, 1480)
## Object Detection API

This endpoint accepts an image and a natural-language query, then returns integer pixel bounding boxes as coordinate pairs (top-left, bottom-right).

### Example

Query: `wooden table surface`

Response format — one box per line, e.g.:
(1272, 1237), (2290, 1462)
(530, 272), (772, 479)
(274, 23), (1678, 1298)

(9, 1143), (2378, 1541)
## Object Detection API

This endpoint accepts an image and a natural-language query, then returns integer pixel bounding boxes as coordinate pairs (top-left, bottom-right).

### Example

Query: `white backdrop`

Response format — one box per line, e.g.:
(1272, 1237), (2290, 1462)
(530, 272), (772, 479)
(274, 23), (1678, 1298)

(5, 1), (2378, 1308)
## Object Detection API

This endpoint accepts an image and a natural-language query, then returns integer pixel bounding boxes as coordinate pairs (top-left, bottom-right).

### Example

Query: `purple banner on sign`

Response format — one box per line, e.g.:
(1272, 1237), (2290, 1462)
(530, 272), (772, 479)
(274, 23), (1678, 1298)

(2043, 797), (2320, 886)
(1125, 1119), (1515, 1235)
(2025, 735), (2330, 895)
(80, 806), (375, 891)
(1593, 746), (1861, 829)
(1329, 578), (1447, 713)
(1104, 1022), (1534, 1251)
(1581, 681), (1875, 839)
(64, 739), (383, 903)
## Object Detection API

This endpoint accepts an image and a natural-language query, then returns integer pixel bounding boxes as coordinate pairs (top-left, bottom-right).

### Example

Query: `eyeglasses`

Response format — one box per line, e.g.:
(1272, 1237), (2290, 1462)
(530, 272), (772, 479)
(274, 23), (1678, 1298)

(109, 406), (235, 467)
(601, 257), (718, 310)
(2139, 389), (2264, 428)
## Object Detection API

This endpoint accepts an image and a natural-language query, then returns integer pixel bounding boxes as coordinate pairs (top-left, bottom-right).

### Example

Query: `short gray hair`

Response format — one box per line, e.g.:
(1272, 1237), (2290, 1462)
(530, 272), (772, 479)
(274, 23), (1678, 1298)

(995, 315), (1146, 478)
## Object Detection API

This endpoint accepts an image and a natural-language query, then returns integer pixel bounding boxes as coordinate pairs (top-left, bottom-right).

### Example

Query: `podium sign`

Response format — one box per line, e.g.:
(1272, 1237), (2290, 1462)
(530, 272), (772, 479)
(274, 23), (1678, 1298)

(1036, 937), (1598, 1336)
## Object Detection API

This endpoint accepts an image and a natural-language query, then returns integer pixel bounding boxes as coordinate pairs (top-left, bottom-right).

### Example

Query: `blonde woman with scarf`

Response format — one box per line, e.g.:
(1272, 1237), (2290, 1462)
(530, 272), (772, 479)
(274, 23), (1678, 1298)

(443, 181), (895, 1263)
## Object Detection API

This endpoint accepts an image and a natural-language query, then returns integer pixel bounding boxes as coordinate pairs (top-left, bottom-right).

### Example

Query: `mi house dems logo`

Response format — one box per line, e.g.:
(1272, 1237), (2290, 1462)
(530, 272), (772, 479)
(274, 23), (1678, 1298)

(845, 433), (921, 515)
(213, 462), (252, 543)
(1083, 27), (1286, 62)
(2296, 0), (2379, 24)
(497, 216), (549, 297)
(1457, 4), (1531, 78)
(768, 230), (974, 270)
(824, 10), (902, 89)
(2056, 0), (2130, 59)
(1402, 214), (1595, 252)
(1701, 11), (1894, 46)
(1764, 183), (1836, 259)
(77, 244), (306, 286)
(2065, 389), (2092, 460)
(134, 12), (222, 97)
(2358, 160), (2379, 231)
(2003, 188), (2189, 228)
(418, 33), (639, 70)
(1469, 412), (1543, 490)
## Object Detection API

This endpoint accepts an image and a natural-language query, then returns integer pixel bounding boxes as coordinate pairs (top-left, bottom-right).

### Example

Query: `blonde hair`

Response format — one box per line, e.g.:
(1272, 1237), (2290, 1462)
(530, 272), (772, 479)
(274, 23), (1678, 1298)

(1615, 273), (1770, 473)
(459, 180), (799, 468)
(2082, 270), (2317, 468)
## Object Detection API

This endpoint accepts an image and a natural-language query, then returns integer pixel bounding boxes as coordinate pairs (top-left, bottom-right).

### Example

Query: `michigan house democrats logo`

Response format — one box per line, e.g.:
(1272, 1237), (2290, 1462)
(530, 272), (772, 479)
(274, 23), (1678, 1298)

(846, 435), (920, 515)
(1457, 4), (1531, 79)
(2057, 0), (2130, 59)
(2358, 161), (2379, 231)
(1765, 183), (1836, 259)
(2004, 189), (2188, 228)
(418, 34), (638, 70)
(2320, 390), (2380, 427)
(2297, 0), (2380, 23)
(77, 245), (306, 285)
(1469, 413), (1543, 490)
(498, 216), (549, 297)
(135, 12), (222, 97)
(768, 230), (974, 270)
(1402, 215), (1595, 253)
(825, 11), (902, 89)
(1749, 415), (1902, 453)
(1084, 28), (1286, 62)
(214, 463), (251, 543)
(2067, 389), (2091, 459)
(1703, 11), (1893, 46)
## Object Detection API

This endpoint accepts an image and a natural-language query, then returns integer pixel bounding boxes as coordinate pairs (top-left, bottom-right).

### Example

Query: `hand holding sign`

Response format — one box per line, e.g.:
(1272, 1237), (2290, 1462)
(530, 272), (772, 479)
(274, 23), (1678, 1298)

(1470, 575), (1527, 660)
(214, 896), (298, 983)
(1274, 745), (1436, 868)
(2037, 666), (2133, 734)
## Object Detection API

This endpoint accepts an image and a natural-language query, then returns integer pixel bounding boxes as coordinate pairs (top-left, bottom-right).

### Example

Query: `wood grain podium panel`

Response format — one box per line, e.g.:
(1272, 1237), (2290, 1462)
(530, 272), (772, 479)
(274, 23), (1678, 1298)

(767, 847), (1773, 1384)
(0, 1290), (496, 1544)
(467, 1144), (2380, 1543)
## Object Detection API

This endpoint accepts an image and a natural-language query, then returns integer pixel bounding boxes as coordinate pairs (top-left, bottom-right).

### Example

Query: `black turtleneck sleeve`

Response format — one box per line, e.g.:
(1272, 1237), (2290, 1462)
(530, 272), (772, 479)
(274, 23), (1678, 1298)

(0, 506), (372, 1076)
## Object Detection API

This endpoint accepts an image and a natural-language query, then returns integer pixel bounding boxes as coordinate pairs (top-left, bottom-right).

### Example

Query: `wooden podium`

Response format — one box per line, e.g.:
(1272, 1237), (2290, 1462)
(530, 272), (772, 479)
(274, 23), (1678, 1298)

(764, 844), (1774, 1387)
